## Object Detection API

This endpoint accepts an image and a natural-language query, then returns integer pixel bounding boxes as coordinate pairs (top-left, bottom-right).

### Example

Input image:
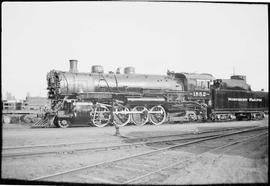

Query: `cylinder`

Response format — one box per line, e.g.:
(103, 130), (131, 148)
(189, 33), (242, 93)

(69, 60), (78, 73)
(91, 65), (104, 73)
(124, 67), (135, 74)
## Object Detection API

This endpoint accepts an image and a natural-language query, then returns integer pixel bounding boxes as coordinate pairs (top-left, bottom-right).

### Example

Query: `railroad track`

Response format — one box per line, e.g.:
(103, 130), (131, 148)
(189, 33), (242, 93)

(2, 126), (260, 158)
(2, 133), (224, 158)
(124, 131), (268, 184)
(29, 126), (268, 183)
(3, 125), (259, 151)
(2, 126), (250, 150)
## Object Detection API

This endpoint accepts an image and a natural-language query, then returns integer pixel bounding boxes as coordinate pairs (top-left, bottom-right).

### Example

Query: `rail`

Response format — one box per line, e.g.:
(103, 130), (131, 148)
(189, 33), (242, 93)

(2, 126), (259, 156)
(30, 126), (268, 181)
(124, 131), (268, 184)
(2, 133), (224, 158)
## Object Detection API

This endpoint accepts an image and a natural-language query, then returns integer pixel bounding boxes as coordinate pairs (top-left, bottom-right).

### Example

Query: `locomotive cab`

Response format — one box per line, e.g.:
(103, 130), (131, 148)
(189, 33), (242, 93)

(172, 72), (215, 105)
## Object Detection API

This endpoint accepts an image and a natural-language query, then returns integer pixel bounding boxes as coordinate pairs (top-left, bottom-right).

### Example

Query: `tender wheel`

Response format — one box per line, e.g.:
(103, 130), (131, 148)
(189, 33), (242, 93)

(91, 105), (111, 127)
(113, 106), (131, 127)
(148, 105), (166, 125)
(209, 113), (216, 121)
(57, 119), (70, 128)
(247, 113), (251, 120)
(260, 112), (265, 119)
(188, 111), (197, 121)
(236, 114), (242, 121)
(131, 106), (149, 126)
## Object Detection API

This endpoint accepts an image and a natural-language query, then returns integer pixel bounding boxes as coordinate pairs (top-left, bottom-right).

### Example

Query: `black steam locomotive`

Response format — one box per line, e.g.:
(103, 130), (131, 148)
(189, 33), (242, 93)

(33, 60), (268, 128)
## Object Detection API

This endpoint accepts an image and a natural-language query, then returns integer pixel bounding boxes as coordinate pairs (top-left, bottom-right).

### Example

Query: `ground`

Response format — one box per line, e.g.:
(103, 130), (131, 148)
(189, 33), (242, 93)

(1, 117), (268, 184)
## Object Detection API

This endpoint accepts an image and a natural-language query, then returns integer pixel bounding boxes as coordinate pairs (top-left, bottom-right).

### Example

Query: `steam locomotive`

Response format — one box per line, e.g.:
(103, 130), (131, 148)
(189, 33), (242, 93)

(33, 60), (268, 128)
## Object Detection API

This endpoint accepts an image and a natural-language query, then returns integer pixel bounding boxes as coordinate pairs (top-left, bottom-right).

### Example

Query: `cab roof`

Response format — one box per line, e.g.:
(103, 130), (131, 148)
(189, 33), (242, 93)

(175, 72), (215, 80)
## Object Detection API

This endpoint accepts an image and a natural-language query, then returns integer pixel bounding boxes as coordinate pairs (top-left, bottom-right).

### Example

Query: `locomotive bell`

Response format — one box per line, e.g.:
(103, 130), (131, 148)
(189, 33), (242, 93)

(91, 65), (104, 73)
(69, 59), (78, 73)
(124, 67), (135, 74)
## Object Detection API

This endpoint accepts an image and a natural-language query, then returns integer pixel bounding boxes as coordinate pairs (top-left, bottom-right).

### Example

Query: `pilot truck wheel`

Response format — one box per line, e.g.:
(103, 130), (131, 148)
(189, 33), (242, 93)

(56, 119), (70, 128)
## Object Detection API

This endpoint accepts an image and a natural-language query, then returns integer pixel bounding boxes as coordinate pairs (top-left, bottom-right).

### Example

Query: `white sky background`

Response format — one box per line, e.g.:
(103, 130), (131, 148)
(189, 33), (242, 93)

(2, 2), (268, 100)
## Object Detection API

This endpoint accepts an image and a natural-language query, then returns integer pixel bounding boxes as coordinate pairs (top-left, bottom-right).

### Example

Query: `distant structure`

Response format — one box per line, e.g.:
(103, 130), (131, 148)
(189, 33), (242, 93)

(5, 92), (16, 100)
(2, 96), (50, 111)
(2, 96), (51, 124)
(2, 100), (19, 110)
(26, 92), (31, 98)
(24, 96), (51, 110)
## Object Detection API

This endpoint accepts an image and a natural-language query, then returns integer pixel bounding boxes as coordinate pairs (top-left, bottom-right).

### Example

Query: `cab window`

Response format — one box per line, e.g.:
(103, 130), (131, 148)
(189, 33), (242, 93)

(196, 80), (210, 89)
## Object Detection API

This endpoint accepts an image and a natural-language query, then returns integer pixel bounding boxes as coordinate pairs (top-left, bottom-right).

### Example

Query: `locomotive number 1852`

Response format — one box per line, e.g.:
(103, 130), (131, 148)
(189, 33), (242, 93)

(191, 91), (209, 97)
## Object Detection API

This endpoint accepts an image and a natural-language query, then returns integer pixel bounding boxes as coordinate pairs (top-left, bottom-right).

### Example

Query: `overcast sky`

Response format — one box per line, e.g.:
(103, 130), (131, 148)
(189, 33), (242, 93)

(2, 2), (268, 100)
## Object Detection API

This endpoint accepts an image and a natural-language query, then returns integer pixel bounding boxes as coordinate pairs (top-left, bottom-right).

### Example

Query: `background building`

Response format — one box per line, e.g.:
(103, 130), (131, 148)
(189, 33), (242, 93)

(2, 96), (51, 111)
(23, 96), (51, 110)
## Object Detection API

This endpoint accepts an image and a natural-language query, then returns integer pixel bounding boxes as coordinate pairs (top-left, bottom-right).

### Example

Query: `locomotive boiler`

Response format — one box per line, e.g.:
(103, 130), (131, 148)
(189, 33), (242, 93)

(47, 60), (184, 99)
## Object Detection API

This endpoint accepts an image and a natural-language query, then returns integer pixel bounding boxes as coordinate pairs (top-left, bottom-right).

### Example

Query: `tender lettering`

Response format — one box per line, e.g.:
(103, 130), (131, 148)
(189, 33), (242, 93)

(228, 98), (247, 102)
(249, 98), (262, 102)
(228, 97), (262, 102)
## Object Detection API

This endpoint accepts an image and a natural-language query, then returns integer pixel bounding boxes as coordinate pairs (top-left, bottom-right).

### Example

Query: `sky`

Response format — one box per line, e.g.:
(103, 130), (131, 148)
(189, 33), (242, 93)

(2, 1), (268, 100)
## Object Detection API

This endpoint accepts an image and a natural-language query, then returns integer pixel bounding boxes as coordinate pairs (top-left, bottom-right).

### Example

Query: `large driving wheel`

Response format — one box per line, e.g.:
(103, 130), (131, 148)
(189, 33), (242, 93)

(131, 106), (149, 126)
(91, 105), (111, 127)
(148, 105), (166, 125)
(113, 106), (131, 127)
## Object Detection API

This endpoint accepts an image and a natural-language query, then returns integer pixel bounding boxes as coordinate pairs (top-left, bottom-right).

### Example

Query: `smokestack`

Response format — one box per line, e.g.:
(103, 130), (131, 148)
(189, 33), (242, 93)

(69, 59), (78, 73)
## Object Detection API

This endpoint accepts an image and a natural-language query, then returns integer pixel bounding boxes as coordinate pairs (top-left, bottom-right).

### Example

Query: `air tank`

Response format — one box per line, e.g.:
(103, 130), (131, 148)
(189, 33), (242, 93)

(91, 65), (104, 73)
(124, 67), (135, 74)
